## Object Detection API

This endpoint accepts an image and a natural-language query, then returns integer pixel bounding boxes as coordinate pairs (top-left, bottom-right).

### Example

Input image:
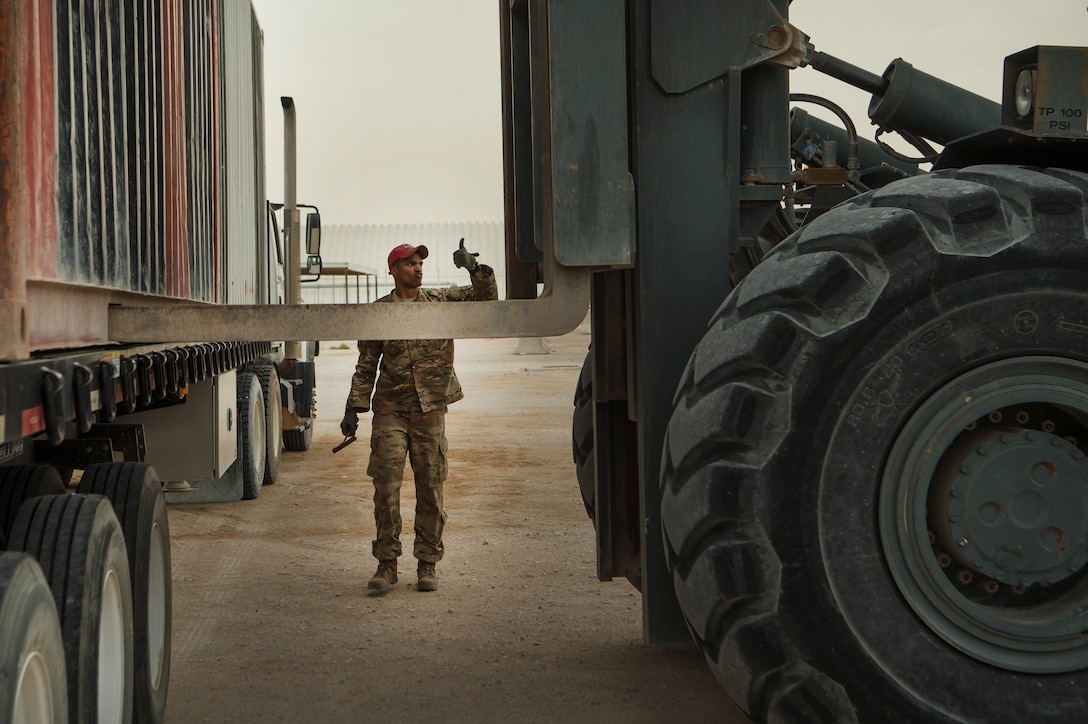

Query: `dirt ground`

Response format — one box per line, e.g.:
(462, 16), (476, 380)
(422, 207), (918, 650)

(162, 325), (744, 723)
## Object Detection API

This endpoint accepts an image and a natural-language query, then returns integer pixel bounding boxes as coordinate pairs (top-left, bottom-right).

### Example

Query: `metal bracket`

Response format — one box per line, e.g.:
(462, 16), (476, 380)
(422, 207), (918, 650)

(108, 258), (591, 344)
(164, 459), (243, 504)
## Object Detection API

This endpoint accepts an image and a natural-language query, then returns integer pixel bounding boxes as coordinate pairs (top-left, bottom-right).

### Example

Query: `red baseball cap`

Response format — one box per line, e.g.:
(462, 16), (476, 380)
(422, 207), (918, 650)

(387, 243), (429, 270)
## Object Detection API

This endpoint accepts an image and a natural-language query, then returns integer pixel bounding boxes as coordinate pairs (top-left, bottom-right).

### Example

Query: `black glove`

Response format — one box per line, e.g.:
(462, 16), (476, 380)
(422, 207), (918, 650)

(341, 406), (359, 437)
(452, 238), (480, 271)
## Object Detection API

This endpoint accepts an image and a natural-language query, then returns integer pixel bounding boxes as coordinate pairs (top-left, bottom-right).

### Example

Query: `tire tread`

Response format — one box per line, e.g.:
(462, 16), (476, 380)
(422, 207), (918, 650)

(661, 165), (1088, 722)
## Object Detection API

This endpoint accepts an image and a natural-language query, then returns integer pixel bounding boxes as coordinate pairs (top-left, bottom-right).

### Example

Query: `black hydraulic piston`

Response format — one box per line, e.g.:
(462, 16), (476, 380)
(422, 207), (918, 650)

(869, 59), (1000, 145)
(809, 51), (1001, 145)
(808, 51), (887, 95)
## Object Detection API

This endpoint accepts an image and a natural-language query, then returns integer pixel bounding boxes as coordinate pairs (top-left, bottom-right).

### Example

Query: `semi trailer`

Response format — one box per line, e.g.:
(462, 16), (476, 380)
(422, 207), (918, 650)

(0, 1), (319, 721)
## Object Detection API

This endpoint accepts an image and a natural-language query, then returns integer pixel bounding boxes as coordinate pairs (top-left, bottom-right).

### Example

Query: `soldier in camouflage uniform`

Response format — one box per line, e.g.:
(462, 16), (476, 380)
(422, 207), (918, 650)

(340, 240), (497, 595)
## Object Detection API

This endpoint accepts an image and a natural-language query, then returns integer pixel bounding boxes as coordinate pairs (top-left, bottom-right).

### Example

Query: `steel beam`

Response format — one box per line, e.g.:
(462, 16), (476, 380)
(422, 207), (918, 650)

(109, 262), (590, 343)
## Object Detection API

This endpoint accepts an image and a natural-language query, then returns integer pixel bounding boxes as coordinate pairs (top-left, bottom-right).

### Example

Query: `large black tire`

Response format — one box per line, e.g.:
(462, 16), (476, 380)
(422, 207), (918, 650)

(572, 351), (595, 521)
(237, 372), (266, 500)
(288, 360), (317, 418)
(570, 351), (643, 592)
(247, 362), (282, 485)
(0, 551), (68, 723)
(10, 494), (134, 723)
(0, 465), (68, 544)
(661, 166), (1088, 722)
(78, 463), (171, 724)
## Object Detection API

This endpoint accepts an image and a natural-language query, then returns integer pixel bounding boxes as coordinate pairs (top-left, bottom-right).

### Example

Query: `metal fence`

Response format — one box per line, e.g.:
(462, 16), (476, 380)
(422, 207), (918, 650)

(301, 221), (507, 304)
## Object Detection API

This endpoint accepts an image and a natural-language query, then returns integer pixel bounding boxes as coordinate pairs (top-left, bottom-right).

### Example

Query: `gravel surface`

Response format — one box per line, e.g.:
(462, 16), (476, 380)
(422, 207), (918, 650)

(163, 327), (741, 723)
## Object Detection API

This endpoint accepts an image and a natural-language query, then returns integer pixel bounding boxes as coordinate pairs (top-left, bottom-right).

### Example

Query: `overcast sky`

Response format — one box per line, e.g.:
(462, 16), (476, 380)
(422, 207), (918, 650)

(250, 0), (1088, 227)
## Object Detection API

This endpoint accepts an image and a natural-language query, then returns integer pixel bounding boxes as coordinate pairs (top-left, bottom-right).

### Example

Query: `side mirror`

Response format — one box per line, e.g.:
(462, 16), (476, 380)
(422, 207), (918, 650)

(306, 255), (322, 275)
(305, 212), (321, 255)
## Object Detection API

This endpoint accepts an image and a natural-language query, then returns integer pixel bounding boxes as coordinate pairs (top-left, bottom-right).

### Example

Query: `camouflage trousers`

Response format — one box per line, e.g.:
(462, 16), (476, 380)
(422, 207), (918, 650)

(367, 408), (448, 563)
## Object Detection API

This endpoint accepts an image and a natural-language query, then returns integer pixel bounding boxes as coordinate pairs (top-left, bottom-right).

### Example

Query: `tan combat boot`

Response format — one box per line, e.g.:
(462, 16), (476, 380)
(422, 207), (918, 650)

(417, 561), (438, 592)
(368, 559), (398, 595)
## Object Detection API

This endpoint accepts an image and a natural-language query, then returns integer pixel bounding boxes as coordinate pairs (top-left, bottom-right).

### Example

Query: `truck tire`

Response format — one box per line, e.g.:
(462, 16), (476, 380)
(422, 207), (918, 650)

(572, 351), (595, 520)
(283, 361), (316, 452)
(237, 372), (266, 500)
(9, 494), (134, 724)
(0, 465), (68, 544)
(78, 463), (171, 724)
(288, 360), (317, 418)
(247, 362), (283, 485)
(283, 422), (313, 453)
(660, 165), (1088, 722)
(0, 552), (68, 723)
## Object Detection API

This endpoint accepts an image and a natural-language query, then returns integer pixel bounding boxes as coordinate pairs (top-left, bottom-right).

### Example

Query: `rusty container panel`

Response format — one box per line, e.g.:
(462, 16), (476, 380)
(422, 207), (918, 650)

(162, 0), (222, 301)
(6, 0), (265, 355)
(53, 0), (145, 294)
(162, 0), (190, 297)
(221, 0), (265, 305)
(13, 1), (57, 283)
(51, 0), (263, 298)
(52, 0), (224, 300)
(0, 0), (56, 359)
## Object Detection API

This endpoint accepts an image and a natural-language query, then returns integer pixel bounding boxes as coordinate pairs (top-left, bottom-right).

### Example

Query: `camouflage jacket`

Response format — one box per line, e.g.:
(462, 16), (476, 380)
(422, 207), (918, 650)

(347, 265), (498, 413)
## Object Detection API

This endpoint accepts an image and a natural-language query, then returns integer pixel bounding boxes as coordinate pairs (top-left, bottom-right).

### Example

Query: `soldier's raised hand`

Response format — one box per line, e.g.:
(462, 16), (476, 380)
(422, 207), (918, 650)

(452, 238), (480, 270)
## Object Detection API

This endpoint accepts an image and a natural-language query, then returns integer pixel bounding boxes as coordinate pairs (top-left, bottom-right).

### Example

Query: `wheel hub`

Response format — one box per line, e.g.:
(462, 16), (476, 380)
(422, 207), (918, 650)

(881, 356), (1088, 673)
(932, 428), (1088, 588)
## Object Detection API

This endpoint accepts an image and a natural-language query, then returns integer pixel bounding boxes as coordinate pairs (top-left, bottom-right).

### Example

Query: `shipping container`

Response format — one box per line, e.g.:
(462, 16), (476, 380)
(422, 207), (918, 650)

(0, 1), (318, 720)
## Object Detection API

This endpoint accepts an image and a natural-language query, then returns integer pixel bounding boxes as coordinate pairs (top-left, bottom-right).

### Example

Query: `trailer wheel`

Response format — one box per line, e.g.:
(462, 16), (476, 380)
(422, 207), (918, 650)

(572, 351), (595, 521)
(9, 494), (134, 723)
(661, 166), (1088, 722)
(78, 463), (171, 724)
(0, 552), (68, 723)
(0, 465), (68, 543)
(247, 363), (282, 485)
(237, 372), (266, 500)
